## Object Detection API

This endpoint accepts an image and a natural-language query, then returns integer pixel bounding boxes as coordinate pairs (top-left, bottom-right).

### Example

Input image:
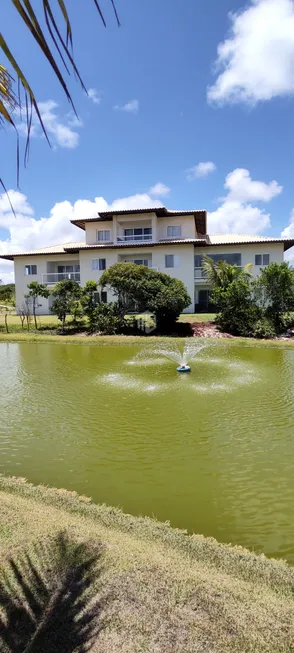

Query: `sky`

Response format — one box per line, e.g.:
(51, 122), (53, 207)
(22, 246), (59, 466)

(1, 0), (294, 282)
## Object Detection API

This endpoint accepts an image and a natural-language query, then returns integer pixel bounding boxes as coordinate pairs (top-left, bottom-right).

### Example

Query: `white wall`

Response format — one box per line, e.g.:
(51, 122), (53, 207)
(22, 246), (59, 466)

(80, 244), (194, 311)
(196, 243), (284, 277)
(14, 254), (79, 315)
(157, 215), (195, 241)
(85, 221), (113, 245)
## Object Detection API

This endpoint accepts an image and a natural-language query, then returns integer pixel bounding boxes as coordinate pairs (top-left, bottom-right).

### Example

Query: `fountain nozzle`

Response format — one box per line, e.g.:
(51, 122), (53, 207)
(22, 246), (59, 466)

(177, 364), (191, 373)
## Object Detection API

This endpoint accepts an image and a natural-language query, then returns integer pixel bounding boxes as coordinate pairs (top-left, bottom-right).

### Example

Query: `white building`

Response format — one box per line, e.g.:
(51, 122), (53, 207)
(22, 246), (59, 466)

(2, 206), (294, 314)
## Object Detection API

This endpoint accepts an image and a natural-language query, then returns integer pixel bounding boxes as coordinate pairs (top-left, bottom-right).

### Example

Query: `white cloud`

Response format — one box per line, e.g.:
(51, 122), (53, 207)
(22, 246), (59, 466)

(88, 88), (101, 105)
(113, 99), (139, 114)
(208, 0), (294, 105)
(187, 161), (216, 180)
(0, 189), (164, 282)
(208, 168), (282, 234)
(224, 168), (282, 202)
(282, 209), (294, 238)
(17, 100), (82, 149)
(148, 183), (170, 197)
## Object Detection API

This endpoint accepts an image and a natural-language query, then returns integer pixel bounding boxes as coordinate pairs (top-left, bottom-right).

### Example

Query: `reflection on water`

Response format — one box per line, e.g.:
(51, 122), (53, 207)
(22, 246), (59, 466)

(1, 341), (294, 562)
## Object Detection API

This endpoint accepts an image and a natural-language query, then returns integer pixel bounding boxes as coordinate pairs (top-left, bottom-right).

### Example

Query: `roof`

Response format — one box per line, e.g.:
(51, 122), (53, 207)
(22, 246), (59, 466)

(1, 234), (294, 261)
(0, 242), (84, 261)
(71, 207), (207, 235)
(206, 234), (294, 251)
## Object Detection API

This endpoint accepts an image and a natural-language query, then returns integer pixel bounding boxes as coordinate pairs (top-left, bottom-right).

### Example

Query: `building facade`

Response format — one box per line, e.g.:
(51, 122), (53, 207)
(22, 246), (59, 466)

(2, 207), (294, 314)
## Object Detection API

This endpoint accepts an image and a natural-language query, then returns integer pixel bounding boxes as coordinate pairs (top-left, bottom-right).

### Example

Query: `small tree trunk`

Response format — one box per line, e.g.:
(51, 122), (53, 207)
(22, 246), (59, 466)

(26, 315), (30, 331)
(62, 315), (65, 334)
(33, 298), (38, 330)
(4, 311), (9, 333)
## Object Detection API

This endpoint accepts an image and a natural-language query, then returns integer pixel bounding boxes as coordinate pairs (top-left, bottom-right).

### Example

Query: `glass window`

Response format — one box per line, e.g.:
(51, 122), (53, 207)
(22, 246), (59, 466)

(134, 228), (143, 236)
(92, 259), (99, 270)
(255, 254), (262, 266)
(165, 254), (174, 268)
(99, 258), (106, 271)
(167, 225), (181, 238)
(194, 255), (202, 268)
(133, 259), (149, 266)
(209, 253), (241, 266)
(124, 229), (133, 236)
(101, 291), (107, 303)
(144, 227), (152, 235)
(25, 264), (37, 275)
(97, 230), (110, 241)
(263, 254), (270, 265)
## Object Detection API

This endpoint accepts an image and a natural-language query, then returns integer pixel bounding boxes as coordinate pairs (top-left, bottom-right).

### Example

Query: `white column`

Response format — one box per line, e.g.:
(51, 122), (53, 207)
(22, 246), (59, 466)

(112, 216), (117, 243)
(152, 214), (157, 242)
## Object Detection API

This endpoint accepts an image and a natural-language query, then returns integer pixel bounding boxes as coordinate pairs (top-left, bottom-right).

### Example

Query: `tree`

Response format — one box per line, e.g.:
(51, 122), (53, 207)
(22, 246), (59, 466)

(256, 262), (294, 333)
(81, 280), (98, 332)
(213, 276), (261, 337)
(50, 279), (80, 333)
(26, 281), (50, 330)
(0, 1), (119, 194)
(100, 263), (191, 330)
(202, 254), (253, 290)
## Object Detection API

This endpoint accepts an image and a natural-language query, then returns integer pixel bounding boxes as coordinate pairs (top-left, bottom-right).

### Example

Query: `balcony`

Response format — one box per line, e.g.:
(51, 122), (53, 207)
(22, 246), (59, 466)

(42, 272), (80, 284)
(194, 267), (205, 281)
(118, 234), (153, 243)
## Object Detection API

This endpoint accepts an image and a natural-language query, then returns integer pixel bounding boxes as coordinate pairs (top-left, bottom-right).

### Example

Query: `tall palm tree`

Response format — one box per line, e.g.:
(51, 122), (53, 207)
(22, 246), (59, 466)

(202, 254), (253, 290)
(0, 1), (119, 195)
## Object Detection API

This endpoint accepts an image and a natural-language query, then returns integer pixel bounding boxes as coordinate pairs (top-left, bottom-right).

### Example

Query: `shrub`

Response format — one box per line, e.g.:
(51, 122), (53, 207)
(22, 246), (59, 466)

(257, 262), (294, 333)
(213, 277), (261, 337)
(280, 312), (294, 332)
(100, 263), (191, 331)
(92, 302), (127, 335)
(251, 318), (276, 339)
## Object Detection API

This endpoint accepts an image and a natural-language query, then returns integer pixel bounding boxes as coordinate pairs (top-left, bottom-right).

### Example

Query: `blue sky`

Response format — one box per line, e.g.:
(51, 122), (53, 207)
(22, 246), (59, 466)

(1, 0), (294, 280)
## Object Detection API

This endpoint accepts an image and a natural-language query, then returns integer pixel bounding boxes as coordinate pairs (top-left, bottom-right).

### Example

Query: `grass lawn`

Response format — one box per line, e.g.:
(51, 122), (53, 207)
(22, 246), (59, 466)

(178, 313), (216, 323)
(1, 476), (294, 653)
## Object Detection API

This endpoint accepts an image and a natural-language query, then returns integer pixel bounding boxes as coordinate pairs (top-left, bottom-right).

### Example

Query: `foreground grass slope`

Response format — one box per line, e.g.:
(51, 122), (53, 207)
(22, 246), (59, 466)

(0, 476), (294, 652)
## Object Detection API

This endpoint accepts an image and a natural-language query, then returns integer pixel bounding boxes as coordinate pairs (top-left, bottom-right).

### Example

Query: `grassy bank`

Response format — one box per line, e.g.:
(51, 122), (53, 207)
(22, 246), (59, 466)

(1, 476), (294, 652)
(1, 329), (294, 348)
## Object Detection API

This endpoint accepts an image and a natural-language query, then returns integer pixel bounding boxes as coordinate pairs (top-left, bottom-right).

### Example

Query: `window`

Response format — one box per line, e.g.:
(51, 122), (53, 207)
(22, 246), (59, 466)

(25, 264), (37, 275)
(93, 291), (107, 304)
(123, 227), (152, 241)
(133, 259), (149, 266)
(165, 254), (174, 268)
(101, 291), (107, 303)
(255, 254), (270, 266)
(167, 225), (181, 238)
(97, 230), (110, 242)
(92, 259), (106, 271)
(194, 255), (202, 268)
(209, 253), (241, 266)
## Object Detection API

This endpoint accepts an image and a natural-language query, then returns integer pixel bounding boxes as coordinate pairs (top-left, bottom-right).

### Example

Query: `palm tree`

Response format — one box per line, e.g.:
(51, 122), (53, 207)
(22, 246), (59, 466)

(0, 531), (104, 652)
(202, 254), (253, 290)
(0, 1), (119, 194)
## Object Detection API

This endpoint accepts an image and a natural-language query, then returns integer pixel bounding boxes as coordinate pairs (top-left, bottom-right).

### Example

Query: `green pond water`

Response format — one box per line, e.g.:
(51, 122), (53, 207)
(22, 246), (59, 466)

(1, 341), (294, 561)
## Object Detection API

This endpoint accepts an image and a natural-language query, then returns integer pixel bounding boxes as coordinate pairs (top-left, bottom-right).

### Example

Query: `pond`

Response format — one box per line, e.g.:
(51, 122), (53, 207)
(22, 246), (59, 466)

(1, 340), (294, 561)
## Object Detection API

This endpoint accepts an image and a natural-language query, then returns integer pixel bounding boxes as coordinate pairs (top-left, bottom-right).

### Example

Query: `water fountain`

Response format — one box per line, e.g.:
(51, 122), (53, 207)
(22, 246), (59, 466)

(143, 340), (208, 373)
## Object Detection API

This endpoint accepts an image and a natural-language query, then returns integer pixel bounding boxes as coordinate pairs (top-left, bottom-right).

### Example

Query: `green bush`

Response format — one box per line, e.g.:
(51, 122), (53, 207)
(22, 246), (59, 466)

(92, 302), (127, 335)
(213, 277), (261, 337)
(251, 318), (276, 339)
(280, 312), (294, 332)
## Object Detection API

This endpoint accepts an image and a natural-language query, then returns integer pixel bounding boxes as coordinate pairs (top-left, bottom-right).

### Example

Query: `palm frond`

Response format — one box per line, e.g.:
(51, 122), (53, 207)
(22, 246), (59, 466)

(0, 0), (119, 188)
(0, 531), (104, 653)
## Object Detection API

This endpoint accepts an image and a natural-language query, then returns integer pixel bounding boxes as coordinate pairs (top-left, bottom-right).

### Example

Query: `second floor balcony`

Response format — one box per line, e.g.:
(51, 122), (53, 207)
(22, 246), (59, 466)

(117, 227), (153, 243)
(42, 271), (80, 284)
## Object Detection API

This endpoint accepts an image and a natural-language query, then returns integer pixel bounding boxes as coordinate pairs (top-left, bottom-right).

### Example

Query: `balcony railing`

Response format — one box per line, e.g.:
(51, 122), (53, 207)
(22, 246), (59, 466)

(194, 266), (242, 281)
(118, 234), (152, 242)
(42, 272), (80, 284)
(194, 267), (205, 280)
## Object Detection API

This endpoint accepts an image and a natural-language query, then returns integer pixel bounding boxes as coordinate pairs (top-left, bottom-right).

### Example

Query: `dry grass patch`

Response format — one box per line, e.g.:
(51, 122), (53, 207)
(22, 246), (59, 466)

(0, 476), (294, 652)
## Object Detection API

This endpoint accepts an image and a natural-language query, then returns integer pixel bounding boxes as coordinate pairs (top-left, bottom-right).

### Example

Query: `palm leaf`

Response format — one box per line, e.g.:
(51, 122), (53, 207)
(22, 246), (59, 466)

(0, 531), (104, 653)
(0, 0), (119, 191)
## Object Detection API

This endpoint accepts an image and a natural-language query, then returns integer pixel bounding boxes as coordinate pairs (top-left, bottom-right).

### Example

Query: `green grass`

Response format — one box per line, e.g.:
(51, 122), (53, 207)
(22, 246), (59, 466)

(0, 475), (294, 652)
(178, 312), (216, 323)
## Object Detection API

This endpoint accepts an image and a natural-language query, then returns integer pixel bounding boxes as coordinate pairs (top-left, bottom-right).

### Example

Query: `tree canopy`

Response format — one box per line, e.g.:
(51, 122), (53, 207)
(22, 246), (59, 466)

(100, 263), (191, 329)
